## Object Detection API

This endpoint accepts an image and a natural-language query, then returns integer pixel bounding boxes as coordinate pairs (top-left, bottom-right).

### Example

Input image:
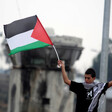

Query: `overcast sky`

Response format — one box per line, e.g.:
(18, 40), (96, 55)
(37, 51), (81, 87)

(0, 0), (112, 73)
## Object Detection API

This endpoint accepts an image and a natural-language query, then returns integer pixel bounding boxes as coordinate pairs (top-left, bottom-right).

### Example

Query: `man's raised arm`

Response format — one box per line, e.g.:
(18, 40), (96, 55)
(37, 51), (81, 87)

(58, 60), (71, 85)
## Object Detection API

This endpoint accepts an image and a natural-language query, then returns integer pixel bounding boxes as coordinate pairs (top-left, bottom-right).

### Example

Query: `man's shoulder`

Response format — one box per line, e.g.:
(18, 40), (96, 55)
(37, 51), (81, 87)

(70, 81), (84, 91)
(71, 80), (83, 86)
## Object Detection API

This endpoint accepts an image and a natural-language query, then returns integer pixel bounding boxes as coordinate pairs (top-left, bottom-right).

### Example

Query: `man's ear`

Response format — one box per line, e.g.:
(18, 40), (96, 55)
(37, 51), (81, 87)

(93, 77), (95, 80)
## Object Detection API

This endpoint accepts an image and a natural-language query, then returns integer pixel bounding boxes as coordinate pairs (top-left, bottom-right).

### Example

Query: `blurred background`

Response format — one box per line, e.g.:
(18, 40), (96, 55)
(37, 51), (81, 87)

(0, 0), (112, 112)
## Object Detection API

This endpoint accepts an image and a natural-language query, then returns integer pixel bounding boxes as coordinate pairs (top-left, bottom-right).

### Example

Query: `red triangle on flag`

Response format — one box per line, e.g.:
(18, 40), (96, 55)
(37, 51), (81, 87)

(31, 18), (53, 45)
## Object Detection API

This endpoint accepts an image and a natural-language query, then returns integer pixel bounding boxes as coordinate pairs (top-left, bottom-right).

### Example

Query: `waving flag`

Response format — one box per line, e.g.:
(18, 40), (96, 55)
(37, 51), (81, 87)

(4, 15), (53, 55)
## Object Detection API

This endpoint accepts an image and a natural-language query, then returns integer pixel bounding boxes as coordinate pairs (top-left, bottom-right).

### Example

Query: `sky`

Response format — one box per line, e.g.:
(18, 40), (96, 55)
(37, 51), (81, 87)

(0, 0), (112, 73)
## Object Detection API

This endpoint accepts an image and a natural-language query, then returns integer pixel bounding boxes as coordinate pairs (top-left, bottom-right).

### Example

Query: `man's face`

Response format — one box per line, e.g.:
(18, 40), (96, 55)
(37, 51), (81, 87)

(84, 74), (95, 84)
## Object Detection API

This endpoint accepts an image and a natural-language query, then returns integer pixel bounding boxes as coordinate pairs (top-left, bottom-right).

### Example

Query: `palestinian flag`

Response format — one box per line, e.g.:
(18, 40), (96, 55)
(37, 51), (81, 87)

(4, 15), (53, 55)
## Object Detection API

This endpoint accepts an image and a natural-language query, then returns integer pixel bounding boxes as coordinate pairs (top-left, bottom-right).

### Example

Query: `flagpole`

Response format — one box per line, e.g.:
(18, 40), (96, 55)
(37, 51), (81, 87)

(53, 45), (60, 60)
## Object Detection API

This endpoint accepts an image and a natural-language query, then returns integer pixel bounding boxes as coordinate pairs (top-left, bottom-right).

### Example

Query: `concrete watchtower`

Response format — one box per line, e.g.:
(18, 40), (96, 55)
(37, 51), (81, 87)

(7, 35), (83, 112)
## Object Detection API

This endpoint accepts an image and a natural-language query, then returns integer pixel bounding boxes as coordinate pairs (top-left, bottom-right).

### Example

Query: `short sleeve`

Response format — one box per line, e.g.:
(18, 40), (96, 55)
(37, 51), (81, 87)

(69, 81), (84, 94)
(102, 83), (109, 94)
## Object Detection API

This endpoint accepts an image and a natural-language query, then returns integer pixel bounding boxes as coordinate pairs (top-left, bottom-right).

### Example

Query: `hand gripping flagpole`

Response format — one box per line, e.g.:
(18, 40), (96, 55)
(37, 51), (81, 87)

(52, 45), (61, 68)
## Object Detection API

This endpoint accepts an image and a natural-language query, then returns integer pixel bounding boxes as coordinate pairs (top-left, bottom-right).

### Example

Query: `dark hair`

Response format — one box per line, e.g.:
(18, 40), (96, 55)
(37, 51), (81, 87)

(85, 68), (96, 78)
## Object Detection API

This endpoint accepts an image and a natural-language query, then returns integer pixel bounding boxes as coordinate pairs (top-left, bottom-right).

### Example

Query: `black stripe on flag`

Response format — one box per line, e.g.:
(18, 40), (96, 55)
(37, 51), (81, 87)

(4, 15), (37, 38)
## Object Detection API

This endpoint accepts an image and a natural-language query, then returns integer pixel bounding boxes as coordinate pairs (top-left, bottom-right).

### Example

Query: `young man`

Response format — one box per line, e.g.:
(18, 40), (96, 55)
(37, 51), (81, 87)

(58, 60), (112, 112)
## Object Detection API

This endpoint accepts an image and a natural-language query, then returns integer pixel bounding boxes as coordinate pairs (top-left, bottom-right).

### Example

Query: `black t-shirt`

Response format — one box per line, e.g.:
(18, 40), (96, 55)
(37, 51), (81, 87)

(69, 81), (108, 112)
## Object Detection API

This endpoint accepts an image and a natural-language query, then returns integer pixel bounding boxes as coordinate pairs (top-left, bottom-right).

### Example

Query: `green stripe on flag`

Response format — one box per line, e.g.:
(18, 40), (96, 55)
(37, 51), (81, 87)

(9, 41), (50, 55)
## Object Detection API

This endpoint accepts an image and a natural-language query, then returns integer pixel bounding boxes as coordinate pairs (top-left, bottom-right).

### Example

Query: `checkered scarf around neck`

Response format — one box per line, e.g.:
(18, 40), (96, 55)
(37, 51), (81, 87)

(83, 82), (98, 90)
(83, 82), (106, 112)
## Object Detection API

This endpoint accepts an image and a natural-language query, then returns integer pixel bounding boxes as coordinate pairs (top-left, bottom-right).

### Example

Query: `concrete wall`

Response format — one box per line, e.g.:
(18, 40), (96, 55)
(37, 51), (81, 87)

(8, 69), (21, 112)
(8, 68), (75, 112)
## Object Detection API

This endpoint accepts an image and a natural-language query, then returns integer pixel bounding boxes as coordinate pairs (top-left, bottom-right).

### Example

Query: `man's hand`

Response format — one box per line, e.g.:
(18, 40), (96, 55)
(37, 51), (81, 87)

(58, 60), (65, 68)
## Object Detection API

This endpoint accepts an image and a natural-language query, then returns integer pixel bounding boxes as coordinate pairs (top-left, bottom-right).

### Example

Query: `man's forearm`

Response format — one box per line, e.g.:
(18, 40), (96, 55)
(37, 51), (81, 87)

(108, 81), (112, 88)
(61, 66), (71, 85)
(58, 60), (71, 85)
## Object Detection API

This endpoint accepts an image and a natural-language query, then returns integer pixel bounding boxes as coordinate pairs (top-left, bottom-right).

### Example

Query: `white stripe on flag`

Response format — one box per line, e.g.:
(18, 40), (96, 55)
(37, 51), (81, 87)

(6, 30), (39, 50)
